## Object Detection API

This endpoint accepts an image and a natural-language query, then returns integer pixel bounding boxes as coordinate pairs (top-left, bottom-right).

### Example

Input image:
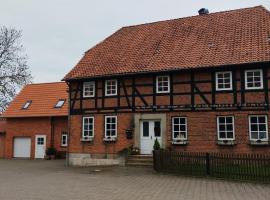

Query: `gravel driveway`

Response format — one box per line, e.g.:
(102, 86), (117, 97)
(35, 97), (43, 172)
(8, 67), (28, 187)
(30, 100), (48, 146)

(0, 159), (269, 200)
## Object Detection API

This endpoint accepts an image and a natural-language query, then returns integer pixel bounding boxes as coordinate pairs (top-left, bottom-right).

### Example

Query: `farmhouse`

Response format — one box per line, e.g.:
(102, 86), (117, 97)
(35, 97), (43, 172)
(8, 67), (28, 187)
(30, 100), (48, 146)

(63, 6), (270, 166)
(1, 82), (68, 159)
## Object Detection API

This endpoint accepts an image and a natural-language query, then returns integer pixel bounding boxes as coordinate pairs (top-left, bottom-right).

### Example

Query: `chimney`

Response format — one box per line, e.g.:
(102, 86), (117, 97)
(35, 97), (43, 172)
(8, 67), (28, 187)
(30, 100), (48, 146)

(198, 8), (209, 15)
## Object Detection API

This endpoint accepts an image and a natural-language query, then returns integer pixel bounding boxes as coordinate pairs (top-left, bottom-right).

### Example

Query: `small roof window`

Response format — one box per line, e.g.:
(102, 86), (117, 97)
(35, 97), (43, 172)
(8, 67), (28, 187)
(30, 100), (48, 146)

(55, 99), (65, 108)
(22, 101), (31, 109)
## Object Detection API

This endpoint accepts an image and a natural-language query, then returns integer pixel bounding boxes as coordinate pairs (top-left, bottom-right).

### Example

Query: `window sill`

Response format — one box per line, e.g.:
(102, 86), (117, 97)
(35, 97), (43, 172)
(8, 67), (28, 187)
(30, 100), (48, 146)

(249, 140), (269, 146)
(156, 91), (170, 94)
(103, 137), (117, 142)
(80, 137), (94, 142)
(60, 145), (68, 148)
(217, 140), (236, 146)
(216, 88), (233, 92)
(105, 94), (117, 97)
(83, 96), (95, 99)
(171, 140), (188, 145)
(244, 88), (264, 91)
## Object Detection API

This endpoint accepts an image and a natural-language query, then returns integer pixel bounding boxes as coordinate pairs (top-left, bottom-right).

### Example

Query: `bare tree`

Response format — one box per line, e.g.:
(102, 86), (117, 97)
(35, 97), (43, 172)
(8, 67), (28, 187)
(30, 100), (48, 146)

(0, 26), (32, 112)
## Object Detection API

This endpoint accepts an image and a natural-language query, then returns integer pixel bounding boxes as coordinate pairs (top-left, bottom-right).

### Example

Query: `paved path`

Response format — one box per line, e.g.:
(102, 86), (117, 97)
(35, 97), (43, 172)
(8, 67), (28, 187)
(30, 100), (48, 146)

(0, 159), (269, 200)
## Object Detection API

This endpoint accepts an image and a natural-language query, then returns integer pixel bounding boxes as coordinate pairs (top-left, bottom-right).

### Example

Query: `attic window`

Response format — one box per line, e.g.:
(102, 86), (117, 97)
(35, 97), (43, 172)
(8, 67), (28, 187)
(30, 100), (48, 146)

(55, 99), (65, 108)
(22, 101), (31, 109)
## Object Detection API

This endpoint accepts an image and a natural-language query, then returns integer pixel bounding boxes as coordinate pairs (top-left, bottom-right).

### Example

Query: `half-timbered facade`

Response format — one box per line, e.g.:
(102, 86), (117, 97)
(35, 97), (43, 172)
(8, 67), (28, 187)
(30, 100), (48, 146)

(64, 6), (270, 166)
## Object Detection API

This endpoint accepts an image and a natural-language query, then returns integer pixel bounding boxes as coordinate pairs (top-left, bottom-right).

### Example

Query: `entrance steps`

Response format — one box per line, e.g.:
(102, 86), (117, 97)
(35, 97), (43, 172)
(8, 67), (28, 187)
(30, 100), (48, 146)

(126, 155), (153, 167)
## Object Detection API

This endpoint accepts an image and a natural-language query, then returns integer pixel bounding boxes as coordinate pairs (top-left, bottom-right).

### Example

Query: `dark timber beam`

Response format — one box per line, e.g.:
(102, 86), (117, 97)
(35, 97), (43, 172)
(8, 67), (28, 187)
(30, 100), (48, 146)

(80, 82), (83, 112)
(153, 75), (156, 111)
(190, 71), (195, 110)
(263, 67), (269, 109)
(170, 73), (174, 111)
(194, 85), (211, 105)
(121, 79), (131, 108)
(211, 71), (216, 110)
(240, 69), (245, 105)
(135, 88), (149, 106)
(117, 79), (120, 110)
(102, 80), (105, 109)
(232, 69), (238, 105)
(132, 77), (135, 112)
(71, 83), (80, 111)
(94, 80), (98, 110)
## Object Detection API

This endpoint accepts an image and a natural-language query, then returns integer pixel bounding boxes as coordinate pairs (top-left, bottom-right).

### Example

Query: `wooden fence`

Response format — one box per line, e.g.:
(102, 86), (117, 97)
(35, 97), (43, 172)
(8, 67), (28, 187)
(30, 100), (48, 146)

(153, 150), (270, 182)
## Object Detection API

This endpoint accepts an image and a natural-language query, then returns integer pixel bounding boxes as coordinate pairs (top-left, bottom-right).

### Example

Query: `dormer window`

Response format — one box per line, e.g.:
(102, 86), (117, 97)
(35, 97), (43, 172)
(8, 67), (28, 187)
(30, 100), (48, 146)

(22, 101), (31, 109)
(55, 99), (65, 108)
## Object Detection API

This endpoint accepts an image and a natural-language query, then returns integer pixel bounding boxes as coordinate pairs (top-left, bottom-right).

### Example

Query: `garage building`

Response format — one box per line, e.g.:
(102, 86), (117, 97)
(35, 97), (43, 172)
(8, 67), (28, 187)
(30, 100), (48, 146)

(2, 82), (68, 159)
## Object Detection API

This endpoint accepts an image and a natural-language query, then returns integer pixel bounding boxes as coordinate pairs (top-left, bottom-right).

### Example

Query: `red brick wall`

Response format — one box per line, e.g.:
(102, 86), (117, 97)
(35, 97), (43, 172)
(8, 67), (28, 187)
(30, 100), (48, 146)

(167, 111), (270, 154)
(0, 134), (5, 158)
(4, 116), (68, 159)
(69, 114), (134, 154)
(69, 111), (269, 155)
(52, 117), (68, 152)
(0, 118), (6, 133)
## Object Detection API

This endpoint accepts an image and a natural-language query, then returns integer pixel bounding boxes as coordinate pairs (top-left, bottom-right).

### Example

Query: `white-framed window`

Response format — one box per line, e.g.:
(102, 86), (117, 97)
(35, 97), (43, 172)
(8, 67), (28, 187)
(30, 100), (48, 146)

(249, 115), (268, 141)
(172, 117), (187, 140)
(245, 69), (263, 89)
(217, 116), (235, 140)
(216, 71), (232, 91)
(82, 117), (94, 138)
(83, 81), (95, 97)
(105, 80), (117, 96)
(156, 76), (170, 93)
(61, 132), (68, 147)
(105, 116), (117, 138)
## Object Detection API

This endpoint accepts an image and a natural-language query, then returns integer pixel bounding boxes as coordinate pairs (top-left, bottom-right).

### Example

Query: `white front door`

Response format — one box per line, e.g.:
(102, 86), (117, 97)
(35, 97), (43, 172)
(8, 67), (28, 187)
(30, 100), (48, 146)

(35, 135), (46, 159)
(140, 120), (162, 154)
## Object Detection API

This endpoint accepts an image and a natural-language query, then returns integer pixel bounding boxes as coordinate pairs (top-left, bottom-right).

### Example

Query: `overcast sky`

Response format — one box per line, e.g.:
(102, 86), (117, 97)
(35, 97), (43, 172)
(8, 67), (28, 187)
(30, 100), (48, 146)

(1, 0), (270, 83)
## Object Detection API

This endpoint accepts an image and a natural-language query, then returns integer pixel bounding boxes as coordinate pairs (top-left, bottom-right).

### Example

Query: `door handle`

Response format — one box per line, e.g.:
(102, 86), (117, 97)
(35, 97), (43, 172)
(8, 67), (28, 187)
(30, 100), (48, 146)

(151, 136), (152, 139)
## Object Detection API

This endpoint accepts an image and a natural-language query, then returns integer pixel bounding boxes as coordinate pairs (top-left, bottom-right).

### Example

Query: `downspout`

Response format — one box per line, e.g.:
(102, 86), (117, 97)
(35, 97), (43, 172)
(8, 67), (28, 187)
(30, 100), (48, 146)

(66, 82), (71, 167)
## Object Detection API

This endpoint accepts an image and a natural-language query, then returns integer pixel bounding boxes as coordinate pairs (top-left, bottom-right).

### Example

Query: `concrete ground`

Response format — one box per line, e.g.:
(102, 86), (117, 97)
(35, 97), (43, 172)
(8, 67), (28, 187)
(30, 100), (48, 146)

(0, 159), (269, 200)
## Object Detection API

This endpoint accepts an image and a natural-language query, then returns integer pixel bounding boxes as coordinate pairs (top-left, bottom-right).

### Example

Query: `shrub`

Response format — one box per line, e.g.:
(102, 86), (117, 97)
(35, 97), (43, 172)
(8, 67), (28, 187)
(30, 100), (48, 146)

(46, 147), (57, 156)
(153, 138), (161, 150)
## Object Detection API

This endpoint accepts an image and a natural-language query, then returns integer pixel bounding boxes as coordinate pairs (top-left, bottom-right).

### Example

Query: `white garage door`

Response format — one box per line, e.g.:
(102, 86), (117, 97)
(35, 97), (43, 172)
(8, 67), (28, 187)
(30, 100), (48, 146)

(13, 137), (31, 158)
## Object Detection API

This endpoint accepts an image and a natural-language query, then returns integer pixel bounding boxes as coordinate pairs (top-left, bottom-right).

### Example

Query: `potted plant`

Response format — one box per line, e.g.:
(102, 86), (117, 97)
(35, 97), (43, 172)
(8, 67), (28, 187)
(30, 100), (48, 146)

(46, 147), (57, 159)
(153, 138), (161, 151)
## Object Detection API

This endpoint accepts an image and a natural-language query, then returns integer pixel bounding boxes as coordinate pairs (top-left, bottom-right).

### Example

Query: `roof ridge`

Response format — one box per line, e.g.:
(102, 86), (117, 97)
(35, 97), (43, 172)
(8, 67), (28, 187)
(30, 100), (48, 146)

(122, 5), (265, 29)
(27, 81), (66, 86)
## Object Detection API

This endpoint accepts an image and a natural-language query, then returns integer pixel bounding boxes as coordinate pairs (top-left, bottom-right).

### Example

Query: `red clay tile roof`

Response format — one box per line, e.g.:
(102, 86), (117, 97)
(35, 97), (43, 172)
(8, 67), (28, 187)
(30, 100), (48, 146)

(64, 6), (270, 80)
(2, 82), (68, 118)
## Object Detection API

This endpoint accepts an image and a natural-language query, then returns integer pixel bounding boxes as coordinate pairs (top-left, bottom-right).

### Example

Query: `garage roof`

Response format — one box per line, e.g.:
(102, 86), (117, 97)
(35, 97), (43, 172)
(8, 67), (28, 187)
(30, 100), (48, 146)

(2, 82), (68, 118)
